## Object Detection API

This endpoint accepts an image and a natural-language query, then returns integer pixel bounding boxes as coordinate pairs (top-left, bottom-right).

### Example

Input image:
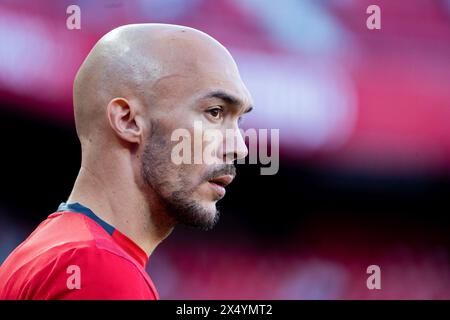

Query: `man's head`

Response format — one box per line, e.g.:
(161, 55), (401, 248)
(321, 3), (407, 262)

(73, 24), (253, 230)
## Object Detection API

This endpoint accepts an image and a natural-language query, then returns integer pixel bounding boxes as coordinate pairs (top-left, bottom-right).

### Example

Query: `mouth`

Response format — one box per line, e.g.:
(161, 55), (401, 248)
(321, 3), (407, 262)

(209, 174), (234, 187)
(207, 175), (235, 198)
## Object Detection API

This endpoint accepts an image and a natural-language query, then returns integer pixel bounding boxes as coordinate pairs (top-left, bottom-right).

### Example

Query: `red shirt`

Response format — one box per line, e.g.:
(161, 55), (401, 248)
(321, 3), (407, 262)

(0, 202), (159, 300)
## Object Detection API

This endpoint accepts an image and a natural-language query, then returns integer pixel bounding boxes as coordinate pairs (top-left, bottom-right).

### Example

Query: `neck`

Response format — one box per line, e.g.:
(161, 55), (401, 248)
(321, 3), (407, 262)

(67, 161), (175, 257)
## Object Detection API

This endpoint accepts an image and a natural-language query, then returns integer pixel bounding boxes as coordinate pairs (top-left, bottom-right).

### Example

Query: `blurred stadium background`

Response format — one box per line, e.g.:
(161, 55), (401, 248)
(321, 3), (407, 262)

(0, 0), (449, 299)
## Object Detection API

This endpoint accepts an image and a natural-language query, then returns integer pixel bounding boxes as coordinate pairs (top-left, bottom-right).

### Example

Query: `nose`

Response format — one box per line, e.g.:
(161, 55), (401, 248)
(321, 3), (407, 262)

(223, 127), (248, 163)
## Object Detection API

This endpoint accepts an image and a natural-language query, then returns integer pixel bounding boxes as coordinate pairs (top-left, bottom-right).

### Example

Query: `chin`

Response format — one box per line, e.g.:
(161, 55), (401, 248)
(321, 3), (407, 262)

(199, 200), (218, 217)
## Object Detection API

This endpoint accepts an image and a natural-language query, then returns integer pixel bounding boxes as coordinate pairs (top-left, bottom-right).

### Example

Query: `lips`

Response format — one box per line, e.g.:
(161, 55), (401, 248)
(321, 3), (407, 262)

(208, 174), (234, 188)
(207, 174), (235, 199)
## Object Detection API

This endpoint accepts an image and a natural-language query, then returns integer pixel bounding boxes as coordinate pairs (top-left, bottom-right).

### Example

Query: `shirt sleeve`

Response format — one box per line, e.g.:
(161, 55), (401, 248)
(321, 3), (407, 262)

(23, 246), (157, 300)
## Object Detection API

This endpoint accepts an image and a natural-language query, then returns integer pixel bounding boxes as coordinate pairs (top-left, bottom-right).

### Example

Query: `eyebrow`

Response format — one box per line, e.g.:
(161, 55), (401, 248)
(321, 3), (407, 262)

(202, 90), (254, 114)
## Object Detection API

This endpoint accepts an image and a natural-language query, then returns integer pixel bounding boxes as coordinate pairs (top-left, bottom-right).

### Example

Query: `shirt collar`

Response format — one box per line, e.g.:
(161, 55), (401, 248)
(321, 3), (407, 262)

(57, 202), (149, 267)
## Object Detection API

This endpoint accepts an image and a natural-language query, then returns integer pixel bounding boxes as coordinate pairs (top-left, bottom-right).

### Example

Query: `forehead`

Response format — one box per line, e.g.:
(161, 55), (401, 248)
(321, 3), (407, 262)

(150, 62), (252, 110)
(143, 32), (253, 109)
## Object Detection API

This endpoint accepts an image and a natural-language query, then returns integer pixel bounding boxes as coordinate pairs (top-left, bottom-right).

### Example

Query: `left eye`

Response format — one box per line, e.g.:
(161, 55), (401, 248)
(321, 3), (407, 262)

(207, 107), (223, 119)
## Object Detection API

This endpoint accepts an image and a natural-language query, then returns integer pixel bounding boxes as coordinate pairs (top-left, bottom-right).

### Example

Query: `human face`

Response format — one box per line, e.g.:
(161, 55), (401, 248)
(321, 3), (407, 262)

(141, 70), (253, 230)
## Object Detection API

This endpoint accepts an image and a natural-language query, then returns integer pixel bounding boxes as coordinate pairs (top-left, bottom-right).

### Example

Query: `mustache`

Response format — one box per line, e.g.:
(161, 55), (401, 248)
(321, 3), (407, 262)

(203, 164), (236, 181)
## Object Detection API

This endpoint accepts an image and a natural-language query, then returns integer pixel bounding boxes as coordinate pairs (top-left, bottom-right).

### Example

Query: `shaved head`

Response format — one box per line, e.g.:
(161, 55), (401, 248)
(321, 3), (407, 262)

(74, 24), (240, 142)
(72, 23), (252, 231)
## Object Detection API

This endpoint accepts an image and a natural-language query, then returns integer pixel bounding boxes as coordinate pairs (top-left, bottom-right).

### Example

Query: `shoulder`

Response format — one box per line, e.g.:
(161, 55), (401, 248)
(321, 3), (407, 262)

(24, 245), (156, 300)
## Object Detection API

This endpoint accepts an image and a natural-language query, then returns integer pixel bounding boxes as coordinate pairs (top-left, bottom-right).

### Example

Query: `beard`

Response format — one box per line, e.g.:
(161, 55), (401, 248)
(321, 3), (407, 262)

(140, 121), (235, 230)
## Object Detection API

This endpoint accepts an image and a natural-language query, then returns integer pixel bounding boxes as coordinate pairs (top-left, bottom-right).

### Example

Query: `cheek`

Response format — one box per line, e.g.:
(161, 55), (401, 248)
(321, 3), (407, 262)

(177, 164), (206, 189)
(203, 135), (223, 162)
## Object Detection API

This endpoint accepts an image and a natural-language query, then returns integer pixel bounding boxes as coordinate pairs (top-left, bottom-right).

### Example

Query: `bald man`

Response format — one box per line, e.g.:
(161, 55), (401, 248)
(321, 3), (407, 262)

(0, 24), (253, 300)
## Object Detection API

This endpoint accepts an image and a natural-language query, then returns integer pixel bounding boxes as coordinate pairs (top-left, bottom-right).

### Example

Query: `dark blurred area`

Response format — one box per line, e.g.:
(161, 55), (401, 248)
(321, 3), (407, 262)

(0, 0), (449, 299)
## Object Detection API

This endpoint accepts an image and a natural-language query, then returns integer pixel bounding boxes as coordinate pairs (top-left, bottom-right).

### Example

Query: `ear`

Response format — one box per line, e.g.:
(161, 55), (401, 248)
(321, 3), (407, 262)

(107, 98), (143, 144)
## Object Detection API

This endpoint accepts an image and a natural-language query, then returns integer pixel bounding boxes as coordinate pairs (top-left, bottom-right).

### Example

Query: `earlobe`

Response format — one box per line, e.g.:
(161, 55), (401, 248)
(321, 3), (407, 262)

(107, 98), (142, 144)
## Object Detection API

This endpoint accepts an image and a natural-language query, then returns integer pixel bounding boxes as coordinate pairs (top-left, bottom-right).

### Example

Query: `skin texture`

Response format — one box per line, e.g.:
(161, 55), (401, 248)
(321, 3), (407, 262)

(68, 24), (253, 256)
